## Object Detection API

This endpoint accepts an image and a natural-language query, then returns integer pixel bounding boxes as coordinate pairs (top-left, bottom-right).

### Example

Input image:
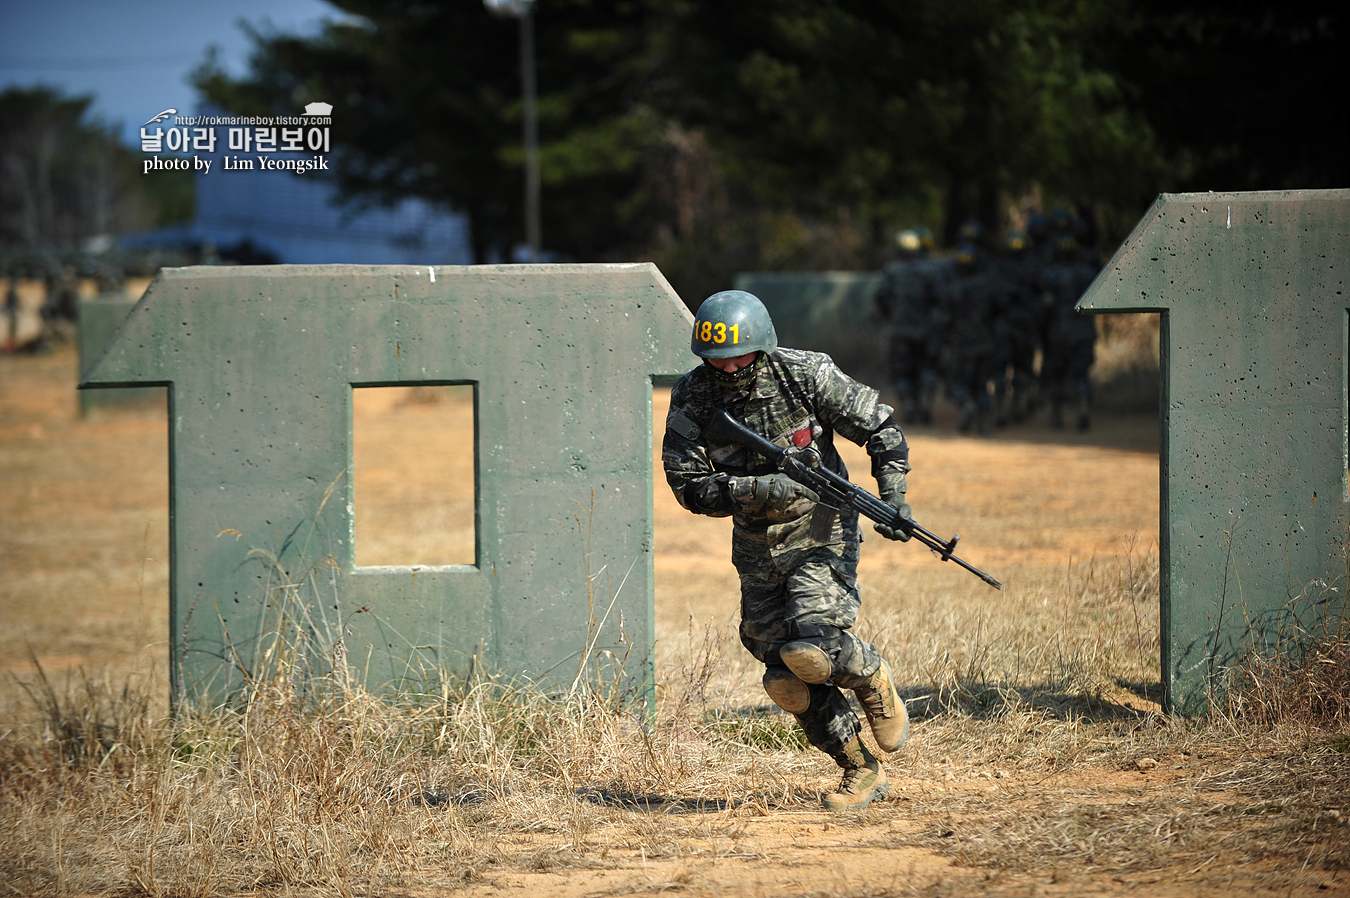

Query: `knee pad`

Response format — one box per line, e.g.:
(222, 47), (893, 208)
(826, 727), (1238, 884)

(780, 640), (833, 684)
(763, 667), (811, 715)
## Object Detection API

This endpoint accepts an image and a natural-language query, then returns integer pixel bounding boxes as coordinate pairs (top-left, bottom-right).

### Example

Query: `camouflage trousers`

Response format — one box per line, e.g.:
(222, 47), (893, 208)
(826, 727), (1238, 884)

(1041, 338), (1095, 403)
(735, 542), (883, 763)
(887, 332), (941, 400)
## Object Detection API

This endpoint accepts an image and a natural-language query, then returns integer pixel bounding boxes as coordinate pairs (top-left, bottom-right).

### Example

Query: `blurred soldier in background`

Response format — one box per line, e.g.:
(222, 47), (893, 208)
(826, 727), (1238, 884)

(40, 264), (79, 331)
(663, 291), (912, 811)
(940, 243), (1004, 434)
(1039, 235), (1100, 430)
(955, 219), (988, 255)
(1048, 206), (1077, 239)
(990, 230), (1042, 426)
(34, 264), (80, 350)
(3, 266), (18, 353)
(873, 226), (949, 424)
(1024, 211), (1053, 264)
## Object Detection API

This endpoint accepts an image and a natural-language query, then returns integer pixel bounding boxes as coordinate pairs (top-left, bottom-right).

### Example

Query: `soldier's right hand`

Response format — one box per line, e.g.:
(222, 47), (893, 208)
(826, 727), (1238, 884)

(730, 474), (820, 515)
(874, 501), (914, 541)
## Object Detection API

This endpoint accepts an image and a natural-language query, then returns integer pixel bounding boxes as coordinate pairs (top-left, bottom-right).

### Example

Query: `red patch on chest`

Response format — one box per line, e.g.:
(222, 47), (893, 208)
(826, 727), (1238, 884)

(791, 427), (812, 448)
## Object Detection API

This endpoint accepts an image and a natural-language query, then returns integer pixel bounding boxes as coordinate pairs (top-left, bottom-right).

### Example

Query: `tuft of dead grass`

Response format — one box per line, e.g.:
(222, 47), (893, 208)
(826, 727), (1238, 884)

(1219, 560), (1350, 732)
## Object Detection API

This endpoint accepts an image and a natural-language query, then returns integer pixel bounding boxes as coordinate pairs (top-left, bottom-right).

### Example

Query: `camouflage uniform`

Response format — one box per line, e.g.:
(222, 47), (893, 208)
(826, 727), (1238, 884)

(990, 252), (1043, 424)
(938, 253), (1004, 433)
(874, 256), (952, 423)
(662, 348), (909, 762)
(1039, 253), (1100, 429)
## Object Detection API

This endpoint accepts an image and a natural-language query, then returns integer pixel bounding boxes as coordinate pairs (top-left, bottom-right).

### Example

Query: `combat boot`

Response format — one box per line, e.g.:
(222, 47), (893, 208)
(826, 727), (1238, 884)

(957, 399), (977, 433)
(1048, 400), (1064, 430)
(853, 659), (909, 752)
(975, 404), (992, 436)
(993, 393), (1010, 429)
(823, 736), (889, 810)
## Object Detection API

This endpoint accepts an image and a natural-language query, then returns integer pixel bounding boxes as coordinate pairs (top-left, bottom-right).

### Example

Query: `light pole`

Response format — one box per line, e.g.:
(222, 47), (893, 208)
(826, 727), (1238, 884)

(484, 0), (541, 262)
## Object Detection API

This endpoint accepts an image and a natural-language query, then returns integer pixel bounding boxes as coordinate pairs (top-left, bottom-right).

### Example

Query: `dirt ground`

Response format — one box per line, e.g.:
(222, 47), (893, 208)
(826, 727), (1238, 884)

(2, 343), (1344, 897)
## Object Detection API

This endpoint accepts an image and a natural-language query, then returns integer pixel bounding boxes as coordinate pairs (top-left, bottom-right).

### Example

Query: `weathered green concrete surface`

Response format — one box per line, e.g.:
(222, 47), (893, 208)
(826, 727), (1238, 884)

(78, 297), (153, 412)
(1079, 189), (1349, 713)
(732, 272), (884, 384)
(81, 263), (695, 703)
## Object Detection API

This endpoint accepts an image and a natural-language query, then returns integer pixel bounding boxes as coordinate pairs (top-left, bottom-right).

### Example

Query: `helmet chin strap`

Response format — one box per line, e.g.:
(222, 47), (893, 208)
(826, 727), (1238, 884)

(706, 352), (765, 389)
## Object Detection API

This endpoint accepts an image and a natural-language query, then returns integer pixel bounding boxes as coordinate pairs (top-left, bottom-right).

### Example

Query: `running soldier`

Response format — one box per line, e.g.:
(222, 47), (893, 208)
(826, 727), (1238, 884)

(663, 291), (911, 810)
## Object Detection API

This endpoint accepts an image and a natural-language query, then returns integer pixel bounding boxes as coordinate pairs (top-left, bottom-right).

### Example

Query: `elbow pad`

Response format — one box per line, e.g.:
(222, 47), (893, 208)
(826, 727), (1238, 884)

(682, 476), (734, 516)
(866, 416), (910, 479)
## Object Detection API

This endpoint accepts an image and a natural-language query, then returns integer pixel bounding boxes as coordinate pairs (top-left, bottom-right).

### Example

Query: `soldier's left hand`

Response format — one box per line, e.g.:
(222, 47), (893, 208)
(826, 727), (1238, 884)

(730, 474), (820, 513)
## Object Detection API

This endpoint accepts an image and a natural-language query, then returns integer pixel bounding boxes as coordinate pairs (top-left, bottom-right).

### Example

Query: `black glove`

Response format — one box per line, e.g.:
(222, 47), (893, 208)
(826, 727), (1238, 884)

(730, 474), (820, 514)
(873, 473), (912, 541)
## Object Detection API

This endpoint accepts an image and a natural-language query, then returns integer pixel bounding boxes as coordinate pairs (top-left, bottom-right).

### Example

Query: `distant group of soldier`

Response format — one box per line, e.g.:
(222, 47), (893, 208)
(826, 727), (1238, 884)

(874, 209), (1101, 433)
(1, 249), (137, 353)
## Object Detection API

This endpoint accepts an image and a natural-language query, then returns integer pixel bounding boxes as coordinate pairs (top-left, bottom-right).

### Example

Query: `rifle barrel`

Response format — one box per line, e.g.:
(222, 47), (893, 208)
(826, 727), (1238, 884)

(706, 410), (1002, 588)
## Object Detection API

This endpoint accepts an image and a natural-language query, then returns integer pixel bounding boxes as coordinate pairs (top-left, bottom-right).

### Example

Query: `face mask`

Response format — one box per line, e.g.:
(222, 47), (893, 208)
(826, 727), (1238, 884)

(706, 352), (765, 389)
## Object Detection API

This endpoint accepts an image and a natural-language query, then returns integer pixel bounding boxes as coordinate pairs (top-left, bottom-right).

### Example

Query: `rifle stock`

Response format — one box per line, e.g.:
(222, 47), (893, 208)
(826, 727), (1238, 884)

(704, 409), (1003, 589)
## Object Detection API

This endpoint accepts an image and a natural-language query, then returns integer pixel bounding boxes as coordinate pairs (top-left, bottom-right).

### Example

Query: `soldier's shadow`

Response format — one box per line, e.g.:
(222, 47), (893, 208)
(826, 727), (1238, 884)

(574, 788), (735, 814)
(898, 679), (1165, 723)
(576, 704), (823, 814)
(570, 681), (1170, 815)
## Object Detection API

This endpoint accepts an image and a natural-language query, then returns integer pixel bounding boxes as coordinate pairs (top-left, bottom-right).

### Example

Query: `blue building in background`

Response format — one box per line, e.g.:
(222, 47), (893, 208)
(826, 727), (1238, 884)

(122, 106), (472, 266)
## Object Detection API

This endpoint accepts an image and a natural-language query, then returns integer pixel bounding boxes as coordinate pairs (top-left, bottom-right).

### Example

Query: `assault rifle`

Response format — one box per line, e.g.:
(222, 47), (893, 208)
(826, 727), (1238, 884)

(704, 409), (1003, 589)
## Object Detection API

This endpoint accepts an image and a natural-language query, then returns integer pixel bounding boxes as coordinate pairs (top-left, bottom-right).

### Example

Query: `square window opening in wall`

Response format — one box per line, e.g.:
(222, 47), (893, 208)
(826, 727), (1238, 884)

(352, 383), (477, 567)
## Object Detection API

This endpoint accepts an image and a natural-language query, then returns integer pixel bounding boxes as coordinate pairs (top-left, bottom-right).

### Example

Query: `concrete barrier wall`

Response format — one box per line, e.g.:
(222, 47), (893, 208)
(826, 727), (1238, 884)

(81, 263), (695, 704)
(78, 298), (157, 412)
(1080, 189), (1350, 713)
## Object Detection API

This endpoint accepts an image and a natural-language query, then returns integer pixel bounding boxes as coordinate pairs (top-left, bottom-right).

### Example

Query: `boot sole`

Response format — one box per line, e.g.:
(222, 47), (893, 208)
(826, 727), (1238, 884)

(823, 781), (891, 811)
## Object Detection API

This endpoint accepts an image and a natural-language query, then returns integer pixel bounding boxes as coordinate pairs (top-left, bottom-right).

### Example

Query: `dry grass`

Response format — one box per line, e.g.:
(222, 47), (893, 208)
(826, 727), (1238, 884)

(3, 342), (1347, 896)
(0, 648), (813, 895)
(1092, 312), (1161, 413)
(894, 543), (1350, 886)
(1223, 568), (1350, 732)
(3, 543), (1347, 897)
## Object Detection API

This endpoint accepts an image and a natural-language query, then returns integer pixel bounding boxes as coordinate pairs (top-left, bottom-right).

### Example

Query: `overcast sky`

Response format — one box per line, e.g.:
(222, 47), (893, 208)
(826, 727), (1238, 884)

(0, 0), (340, 145)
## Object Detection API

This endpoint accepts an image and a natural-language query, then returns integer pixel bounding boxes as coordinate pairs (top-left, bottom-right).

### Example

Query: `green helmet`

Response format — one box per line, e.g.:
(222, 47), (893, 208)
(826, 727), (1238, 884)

(957, 219), (987, 247)
(954, 243), (981, 273)
(912, 225), (936, 251)
(691, 290), (778, 359)
(1053, 234), (1079, 262)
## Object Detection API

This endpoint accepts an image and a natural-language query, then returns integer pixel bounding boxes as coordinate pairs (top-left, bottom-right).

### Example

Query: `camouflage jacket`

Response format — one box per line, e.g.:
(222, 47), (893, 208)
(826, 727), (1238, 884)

(938, 265), (1006, 356)
(1040, 260), (1100, 346)
(874, 257), (952, 340)
(662, 349), (907, 563)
